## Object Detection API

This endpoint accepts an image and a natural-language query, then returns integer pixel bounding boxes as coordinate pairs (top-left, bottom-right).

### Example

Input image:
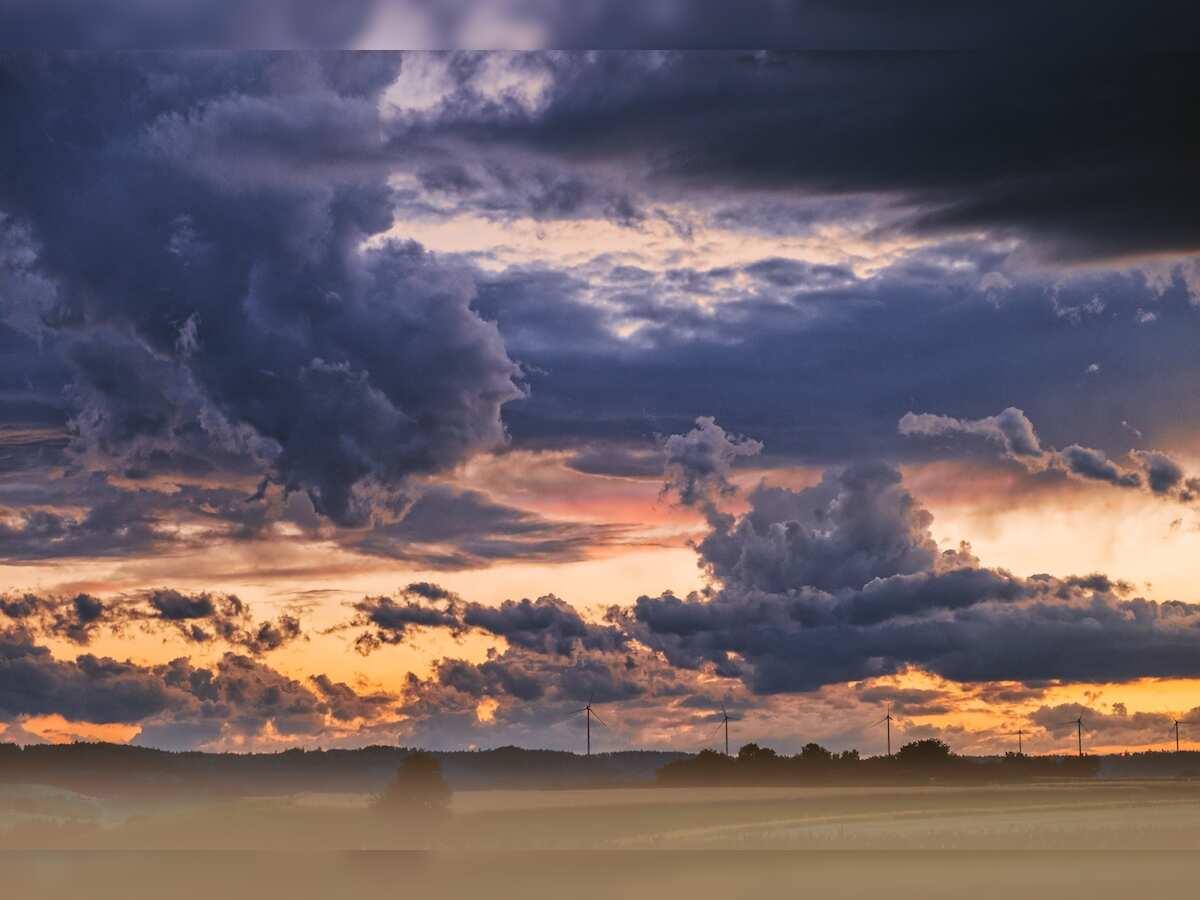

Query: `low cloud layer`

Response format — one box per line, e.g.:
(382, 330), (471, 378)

(1, 588), (304, 655)
(0, 626), (390, 750)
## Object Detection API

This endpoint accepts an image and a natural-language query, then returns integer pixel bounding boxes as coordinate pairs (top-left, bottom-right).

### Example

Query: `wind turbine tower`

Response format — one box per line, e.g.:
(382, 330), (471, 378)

(1060, 716), (1084, 757)
(1171, 718), (1199, 753)
(571, 700), (607, 756)
(720, 703), (732, 756)
(1002, 728), (1027, 755)
(872, 704), (895, 757)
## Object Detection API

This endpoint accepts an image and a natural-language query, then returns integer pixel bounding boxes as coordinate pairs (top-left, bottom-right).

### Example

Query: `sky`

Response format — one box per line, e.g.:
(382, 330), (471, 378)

(2, 48), (1200, 756)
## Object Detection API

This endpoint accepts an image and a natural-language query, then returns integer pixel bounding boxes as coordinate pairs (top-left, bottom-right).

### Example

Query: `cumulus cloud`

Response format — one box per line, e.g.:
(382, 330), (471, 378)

(621, 423), (1200, 693)
(696, 462), (937, 594)
(900, 406), (1200, 502)
(0, 54), (524, 527)
(661, 416), (762, 508)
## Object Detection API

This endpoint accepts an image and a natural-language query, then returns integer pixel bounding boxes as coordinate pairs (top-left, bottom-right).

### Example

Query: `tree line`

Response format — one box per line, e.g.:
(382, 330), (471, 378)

(656, 739), (1102, 785)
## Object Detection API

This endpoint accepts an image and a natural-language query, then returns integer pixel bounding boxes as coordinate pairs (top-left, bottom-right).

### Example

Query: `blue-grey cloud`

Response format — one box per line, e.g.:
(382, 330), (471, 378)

(901, 406), (1200, 501)
(0, 54), (523, 526)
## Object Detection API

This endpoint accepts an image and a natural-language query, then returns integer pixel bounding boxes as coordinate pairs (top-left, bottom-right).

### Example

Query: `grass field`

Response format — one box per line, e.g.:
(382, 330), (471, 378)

(6, 782), (1200, 898)
(6, 780), (1200, 850)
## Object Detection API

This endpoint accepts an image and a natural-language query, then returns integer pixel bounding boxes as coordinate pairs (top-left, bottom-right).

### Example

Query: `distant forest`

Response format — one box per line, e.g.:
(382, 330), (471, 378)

(3, 740), (1200, 798)
(656, 740), (1106, 785)
(0, 742), (683, 798)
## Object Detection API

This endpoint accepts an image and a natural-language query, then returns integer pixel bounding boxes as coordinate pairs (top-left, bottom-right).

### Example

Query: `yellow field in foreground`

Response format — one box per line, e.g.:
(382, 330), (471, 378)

(6, 780), (1200, 851)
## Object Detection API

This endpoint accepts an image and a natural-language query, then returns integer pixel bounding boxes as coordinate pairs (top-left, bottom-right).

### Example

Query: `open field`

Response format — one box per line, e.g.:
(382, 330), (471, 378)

(6, 850), (1200, 900)
(6, 781), (1200, 898)
(6, 780), (1200, 851)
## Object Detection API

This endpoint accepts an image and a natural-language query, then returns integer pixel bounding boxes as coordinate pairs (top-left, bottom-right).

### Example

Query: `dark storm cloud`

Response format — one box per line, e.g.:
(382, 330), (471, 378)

(536, 2), (1199, 51)
(480, 244), (1200, 474)
(19, 52), (1170, 493)
(697, 463), (938, 594)
(0, 53), (523, 526)
(617, 423), (1200, 693)
(0, 0), (380, 49)
(901, 407), (1200, 502)
(423, 51), (1200, 263)
(629, 563), (1200, 694)
(4, 2), (1194, 51)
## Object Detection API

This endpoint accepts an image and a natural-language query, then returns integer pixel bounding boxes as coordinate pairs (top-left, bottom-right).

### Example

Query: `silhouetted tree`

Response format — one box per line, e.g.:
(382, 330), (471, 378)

(896, 739), (955, 772)
(800, 742), (833, 763)
(377, 752), (452, 817)
(737, 742), (777, 762)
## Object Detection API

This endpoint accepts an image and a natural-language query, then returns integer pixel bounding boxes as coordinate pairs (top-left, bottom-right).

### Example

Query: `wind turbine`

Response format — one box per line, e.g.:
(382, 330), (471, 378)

(871, 704), (895, 757)
(719, 703), (732, 756)
(568, 698), (607, 756)
(1170, 718), (1200, 753)
(1000, 728), (1027, 755)
(1058, 716), (1084, 757)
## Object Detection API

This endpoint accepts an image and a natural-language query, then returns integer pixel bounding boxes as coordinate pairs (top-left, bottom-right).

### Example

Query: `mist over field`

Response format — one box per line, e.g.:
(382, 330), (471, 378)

(8, 777), (1200, 898)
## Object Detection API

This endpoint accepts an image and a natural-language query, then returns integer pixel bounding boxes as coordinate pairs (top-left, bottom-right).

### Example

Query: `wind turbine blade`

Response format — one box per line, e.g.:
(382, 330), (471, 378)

(590, 711), (609, 728)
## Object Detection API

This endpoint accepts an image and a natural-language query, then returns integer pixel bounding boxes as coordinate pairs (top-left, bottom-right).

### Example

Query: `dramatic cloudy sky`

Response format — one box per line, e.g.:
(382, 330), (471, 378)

(2, 48), (1200, 755)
